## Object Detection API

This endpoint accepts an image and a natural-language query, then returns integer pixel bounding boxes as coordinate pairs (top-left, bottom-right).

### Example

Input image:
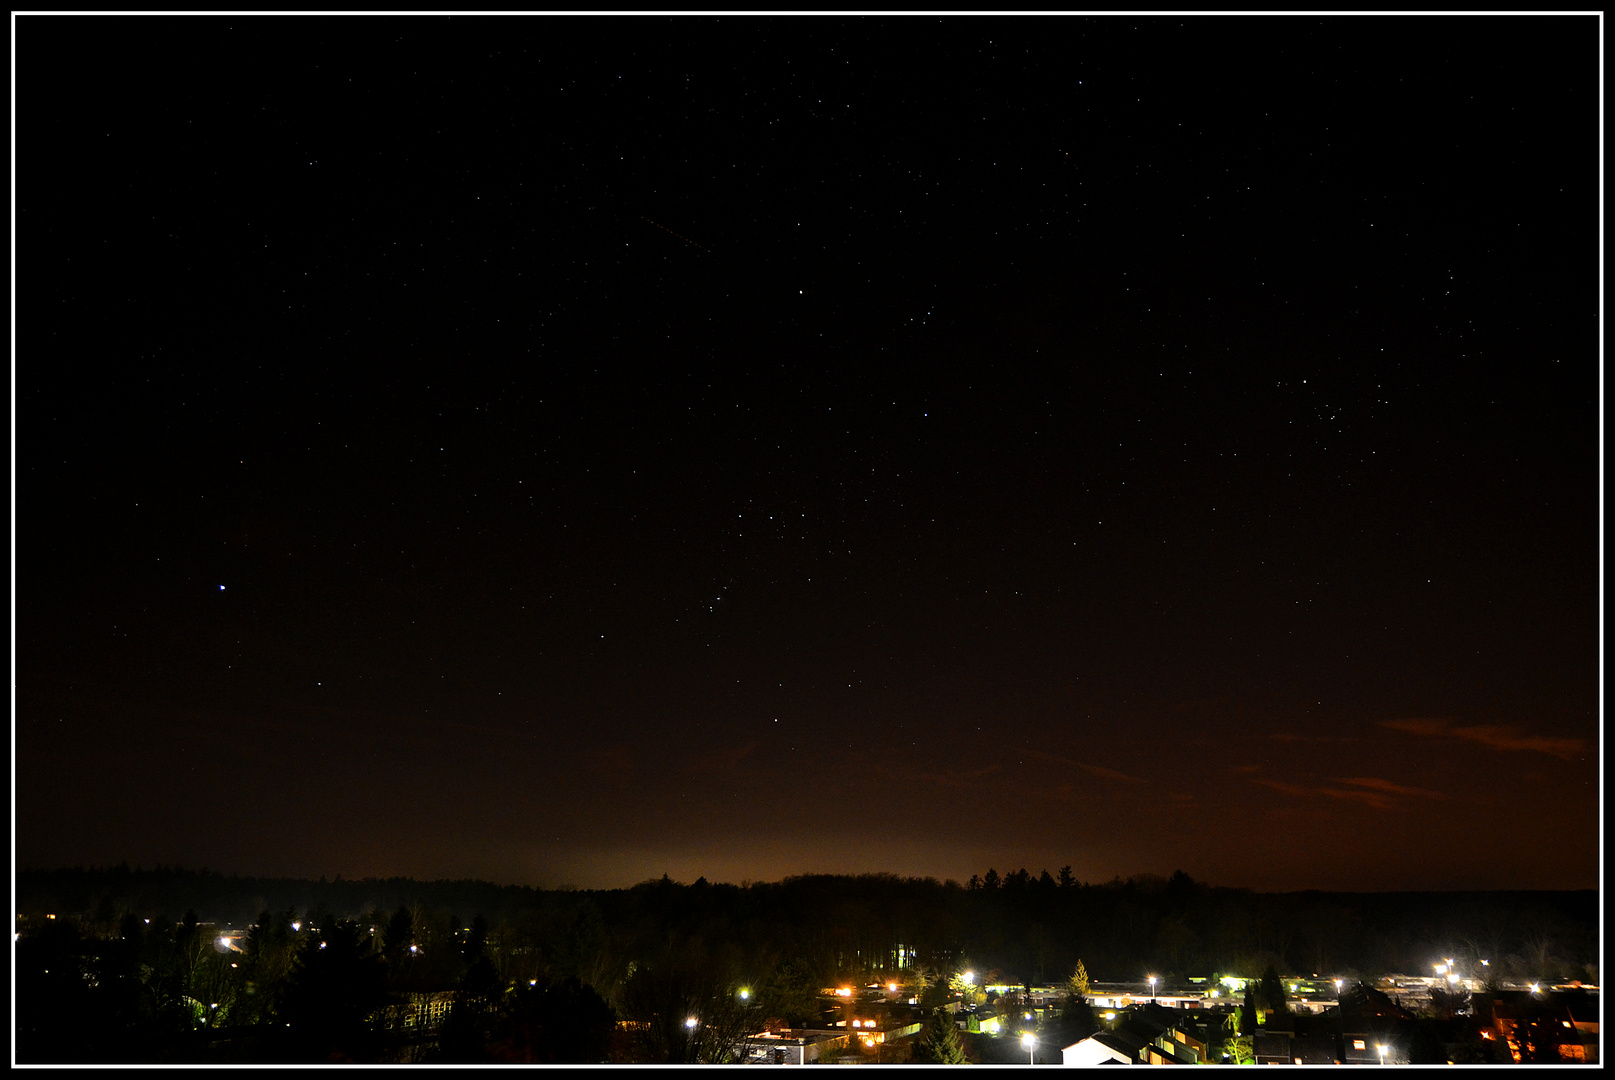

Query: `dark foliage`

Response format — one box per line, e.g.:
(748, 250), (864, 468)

(11, 865), (1602, 1064)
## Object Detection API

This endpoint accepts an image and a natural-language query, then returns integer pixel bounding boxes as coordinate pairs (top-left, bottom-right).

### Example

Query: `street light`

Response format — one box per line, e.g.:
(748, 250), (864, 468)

(686, 1017), (699, 1029)
(1022, 1032), (1037, 1065)
(1376, 1043), (1387, 1065)
(1148, 975), (1157, 998)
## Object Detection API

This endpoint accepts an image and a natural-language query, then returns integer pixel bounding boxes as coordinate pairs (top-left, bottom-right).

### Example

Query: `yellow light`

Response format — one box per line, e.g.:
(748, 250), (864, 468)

(837, 987), (852, 997)
(888, 983), (897, 992)
(1434, 964), (1446, 975)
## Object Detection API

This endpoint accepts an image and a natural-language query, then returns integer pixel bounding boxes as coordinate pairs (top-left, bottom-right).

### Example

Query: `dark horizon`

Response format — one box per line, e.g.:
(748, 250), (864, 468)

(15, 860), (1607, 900)
(17, 16), (1600, 896)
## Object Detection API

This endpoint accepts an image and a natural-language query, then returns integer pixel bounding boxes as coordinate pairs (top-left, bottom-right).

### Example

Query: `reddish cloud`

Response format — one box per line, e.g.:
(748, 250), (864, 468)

(1077, 762), (1149, 785)
(1252, 776), (1441, 811)
(1031, 750), (1148, 784)
(1338, 777), (1448, 800)
(1378, 718), (1588, 760)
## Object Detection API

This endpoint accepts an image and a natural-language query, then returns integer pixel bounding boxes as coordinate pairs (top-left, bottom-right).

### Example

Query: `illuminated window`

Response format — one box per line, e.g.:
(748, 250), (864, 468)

(1353, 1040), (1366, 1050)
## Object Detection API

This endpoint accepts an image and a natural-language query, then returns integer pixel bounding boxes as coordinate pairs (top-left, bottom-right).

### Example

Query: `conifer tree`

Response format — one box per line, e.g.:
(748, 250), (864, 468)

(1066, 960), (1091, 999)
(915, 1007), (968, 1064)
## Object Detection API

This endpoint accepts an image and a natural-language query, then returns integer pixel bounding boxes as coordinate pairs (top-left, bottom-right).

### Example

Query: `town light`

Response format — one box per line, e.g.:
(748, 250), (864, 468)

(291, 922), (301, 931)
(1376, 1043), (1387, 1065)
(1335, 979), (1343, 995)
(686, 1017), (698, 1029)
(739, 988), (750, 1000)
(1148, 975), (1157, 998)
(1022, 1031), (1037, 1064)
(219, 936), (230, 948)
(963, 971), (974, 985)
(1529, 983), (1540, 995)
(1434, 963), (1446, 975)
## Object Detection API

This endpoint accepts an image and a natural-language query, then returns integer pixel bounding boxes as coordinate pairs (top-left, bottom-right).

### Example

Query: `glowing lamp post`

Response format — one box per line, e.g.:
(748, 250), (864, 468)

(1148, 975), (1157, 999)
(1022, 1031), (1037, 1065)
(1376, 1043), (1387, 1065)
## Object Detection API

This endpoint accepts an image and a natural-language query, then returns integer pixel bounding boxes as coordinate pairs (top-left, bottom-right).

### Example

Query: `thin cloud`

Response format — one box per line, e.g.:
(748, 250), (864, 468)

(1451, 725), (1587, 760)
(1318, 787), (1395, 810)
(1338, 777), (1448, 800)
(921, 763), (1004, 791)
(1378, 718), (1587, 760)
(1030, 750), (1148, 784)
(1077, 763), (1149, 785)
(1253, 778), (1312, 798)
(1252, 777), (1398, 811)
(1270, 732), (1358, 744)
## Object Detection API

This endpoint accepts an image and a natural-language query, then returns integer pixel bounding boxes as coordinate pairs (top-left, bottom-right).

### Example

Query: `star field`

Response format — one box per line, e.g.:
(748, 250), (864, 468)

(17, 15), (1599, 893)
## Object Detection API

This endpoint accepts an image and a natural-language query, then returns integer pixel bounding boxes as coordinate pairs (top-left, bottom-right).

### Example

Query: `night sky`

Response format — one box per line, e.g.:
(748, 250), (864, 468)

(18, 16), (1600, 894)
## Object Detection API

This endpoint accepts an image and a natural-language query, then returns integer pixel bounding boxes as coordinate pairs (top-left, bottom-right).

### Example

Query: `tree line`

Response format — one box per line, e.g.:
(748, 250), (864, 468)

(14, 865), (1598, 1063)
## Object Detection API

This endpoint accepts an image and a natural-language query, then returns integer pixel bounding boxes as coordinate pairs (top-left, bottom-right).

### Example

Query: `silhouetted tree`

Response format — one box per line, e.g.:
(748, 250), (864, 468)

(483, 976), (616, 1063)
(756, 956), (824, 1028)
(382, 906), (413, 968)
(1053, 992), (1099, 1048)
(271, 918), (388, 1063)
(461, 914), (488, 964)
(1256, 965), (1289, 1025)
(618, 948), (754, 1063)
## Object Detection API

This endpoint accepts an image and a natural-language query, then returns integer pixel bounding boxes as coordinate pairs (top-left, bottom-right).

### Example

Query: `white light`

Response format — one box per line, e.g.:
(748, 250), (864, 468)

(291, 922), (301, 931)
(686, 1017), (698, 1029)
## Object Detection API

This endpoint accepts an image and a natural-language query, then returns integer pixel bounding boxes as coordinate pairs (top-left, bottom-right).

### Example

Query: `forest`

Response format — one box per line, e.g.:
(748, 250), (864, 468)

(14, 864), (1599, 1063)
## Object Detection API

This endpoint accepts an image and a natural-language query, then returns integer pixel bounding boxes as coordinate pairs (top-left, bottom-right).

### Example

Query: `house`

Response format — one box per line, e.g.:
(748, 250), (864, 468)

(736, 1030), (851, 1065)
(1253, 1032), (1294, 1065)
(1063, 1029), (1147, 1065)
(1473, 989), (1600, 1064)
(1062, 1003), (1219, 1065)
